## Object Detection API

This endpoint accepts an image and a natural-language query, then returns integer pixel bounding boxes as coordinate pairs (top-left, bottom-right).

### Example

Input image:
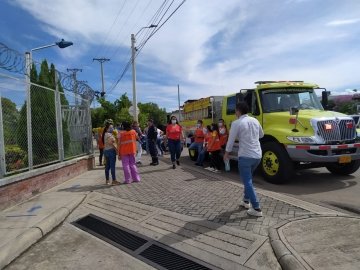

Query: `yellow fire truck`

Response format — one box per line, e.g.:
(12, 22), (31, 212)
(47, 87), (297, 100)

(181, 81), (360, 184)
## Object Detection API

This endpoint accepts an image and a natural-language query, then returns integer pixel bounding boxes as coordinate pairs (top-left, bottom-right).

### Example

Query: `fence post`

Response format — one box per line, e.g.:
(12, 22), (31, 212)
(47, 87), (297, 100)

(87, 99), (93, 154)
(0, 94), (6, 177)
(55, 72), (64, 161)
(25, 52), (33, 169)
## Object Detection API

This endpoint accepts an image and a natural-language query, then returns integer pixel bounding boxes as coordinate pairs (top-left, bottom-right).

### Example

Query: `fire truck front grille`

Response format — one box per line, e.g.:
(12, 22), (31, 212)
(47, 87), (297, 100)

(317, 119), (356, 142)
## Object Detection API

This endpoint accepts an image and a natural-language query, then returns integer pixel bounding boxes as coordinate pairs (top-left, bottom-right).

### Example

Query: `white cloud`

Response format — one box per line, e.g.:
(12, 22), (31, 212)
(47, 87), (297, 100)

(326, 18), (360, 26)
(9, 0), (360, 111)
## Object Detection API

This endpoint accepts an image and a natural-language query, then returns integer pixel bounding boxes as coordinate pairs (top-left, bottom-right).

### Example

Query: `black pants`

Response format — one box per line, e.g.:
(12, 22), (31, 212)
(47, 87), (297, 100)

(148, 139), (158, 163)
(209, 150), (222, 170)
(99, 148), (104, 165)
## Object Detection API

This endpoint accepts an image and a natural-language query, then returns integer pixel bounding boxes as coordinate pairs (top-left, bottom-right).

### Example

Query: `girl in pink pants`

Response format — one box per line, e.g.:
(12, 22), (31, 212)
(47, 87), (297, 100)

(118, 122), (141, 184)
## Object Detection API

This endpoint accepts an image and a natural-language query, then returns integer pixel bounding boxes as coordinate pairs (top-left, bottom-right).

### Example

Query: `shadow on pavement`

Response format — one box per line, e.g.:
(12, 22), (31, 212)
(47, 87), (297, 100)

(156, 218), (224, 247)
(57, 184), (110, 193)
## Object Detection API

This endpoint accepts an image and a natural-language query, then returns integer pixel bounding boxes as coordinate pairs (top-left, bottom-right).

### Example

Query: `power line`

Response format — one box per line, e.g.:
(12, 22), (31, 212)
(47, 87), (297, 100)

(108, 0), (168, 68)
(105, 0), (141, 58)
(94, 0), (128, 58)
(107, 0), (187, 93)
(106, 0), (170, 92)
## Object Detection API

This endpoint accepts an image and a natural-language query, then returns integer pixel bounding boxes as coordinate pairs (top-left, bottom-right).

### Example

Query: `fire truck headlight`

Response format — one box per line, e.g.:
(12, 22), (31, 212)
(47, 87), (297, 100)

(287, 136), (317, 144)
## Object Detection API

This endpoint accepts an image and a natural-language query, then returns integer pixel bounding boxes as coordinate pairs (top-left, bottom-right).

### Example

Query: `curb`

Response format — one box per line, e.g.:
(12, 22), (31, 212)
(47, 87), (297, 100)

(268, 215), (360, 270)
(0, 195), (85, 269)
(268, 228), (305, 270)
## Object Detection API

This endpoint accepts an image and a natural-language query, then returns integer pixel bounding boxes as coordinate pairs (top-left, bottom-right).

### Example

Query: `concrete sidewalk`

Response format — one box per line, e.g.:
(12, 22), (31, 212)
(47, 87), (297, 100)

(1, 154), (359, 270)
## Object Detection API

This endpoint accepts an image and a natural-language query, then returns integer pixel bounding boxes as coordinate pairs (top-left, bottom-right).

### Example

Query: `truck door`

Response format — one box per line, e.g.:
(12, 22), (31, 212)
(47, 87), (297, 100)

(237, 90), (261, 121)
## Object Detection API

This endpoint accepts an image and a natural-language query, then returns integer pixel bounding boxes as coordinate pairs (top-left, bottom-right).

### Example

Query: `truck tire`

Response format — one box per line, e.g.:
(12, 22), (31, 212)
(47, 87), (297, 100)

(261, 142), (294, 184)
(326, 160), (360, 175)
(188, 148), (198, 161)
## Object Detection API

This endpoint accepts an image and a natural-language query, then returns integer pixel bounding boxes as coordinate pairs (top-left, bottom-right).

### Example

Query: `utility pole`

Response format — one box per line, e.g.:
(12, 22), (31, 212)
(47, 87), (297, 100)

(131, 25), (157, 122)
(93, 58), (110, 97)
(131, 33), (138, 122)
(67, 68), (82, 105)
(178, 84), (181, 122)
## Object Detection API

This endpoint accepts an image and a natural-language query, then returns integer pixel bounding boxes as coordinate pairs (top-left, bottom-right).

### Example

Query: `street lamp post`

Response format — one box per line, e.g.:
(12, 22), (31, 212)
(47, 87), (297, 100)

(25, 39), (73, 169)
(210, 97), (214, 123)
(131, 24), (157, 122)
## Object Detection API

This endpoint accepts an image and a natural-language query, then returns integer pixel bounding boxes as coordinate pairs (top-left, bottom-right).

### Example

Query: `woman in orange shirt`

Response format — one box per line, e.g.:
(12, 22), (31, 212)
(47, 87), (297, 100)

(218, 118), (228, 148)
(205, 123), (222, 173)
(118, 121), (141, 184)
(165, 115), (184, 169)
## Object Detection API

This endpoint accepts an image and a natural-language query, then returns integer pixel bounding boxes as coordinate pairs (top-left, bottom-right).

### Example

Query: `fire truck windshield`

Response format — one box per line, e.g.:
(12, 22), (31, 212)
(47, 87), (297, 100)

(261, 88), (324, 113)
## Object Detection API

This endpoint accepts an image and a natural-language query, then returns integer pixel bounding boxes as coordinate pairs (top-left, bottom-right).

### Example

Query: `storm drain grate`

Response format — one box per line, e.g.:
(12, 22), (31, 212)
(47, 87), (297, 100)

(74, 214), (148, 251)
(73, 214), (216, 270)
(140, 244), (211, 270)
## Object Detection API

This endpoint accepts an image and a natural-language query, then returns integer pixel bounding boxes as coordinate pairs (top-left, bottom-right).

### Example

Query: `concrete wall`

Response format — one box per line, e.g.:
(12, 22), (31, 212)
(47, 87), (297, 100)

(0, 155), (94, 211)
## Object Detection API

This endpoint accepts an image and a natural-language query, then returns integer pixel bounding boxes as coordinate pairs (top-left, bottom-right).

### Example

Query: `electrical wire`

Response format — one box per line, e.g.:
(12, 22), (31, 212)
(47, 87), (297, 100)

(107, 0), (187, 94)
(94, 0), (128, 58)
(107, 0), (172, 92)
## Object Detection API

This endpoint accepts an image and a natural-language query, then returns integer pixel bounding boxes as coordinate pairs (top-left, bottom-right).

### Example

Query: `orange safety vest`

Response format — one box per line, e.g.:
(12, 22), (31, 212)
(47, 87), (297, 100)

(118, 130), (137, 156)
(194, 128), (205, 143)
(207, 131), (221, 152)
(219, 127), (228, 146)
(97, 128), (105, 150)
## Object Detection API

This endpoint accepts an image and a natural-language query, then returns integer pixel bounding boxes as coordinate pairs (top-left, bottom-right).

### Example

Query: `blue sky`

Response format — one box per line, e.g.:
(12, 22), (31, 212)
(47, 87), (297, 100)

(1, 0), (360, 112)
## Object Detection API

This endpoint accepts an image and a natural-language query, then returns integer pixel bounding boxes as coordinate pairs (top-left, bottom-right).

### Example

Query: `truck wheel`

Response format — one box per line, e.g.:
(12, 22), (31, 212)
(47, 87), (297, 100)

(188, 148), (198, 161)
(261, 142), (293, 184)
(326, 160), (360, 175)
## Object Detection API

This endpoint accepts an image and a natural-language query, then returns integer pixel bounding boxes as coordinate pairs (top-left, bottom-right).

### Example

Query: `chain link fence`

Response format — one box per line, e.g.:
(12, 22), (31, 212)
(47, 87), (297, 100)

(0, 43), (94, 177)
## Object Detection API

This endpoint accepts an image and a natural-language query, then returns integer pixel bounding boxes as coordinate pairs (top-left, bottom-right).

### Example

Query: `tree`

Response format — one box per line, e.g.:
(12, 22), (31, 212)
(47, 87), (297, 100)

(17, 60), (70, 165)
(335, 101), (357, 115)
(2, 97), (19, 145)
(138, 102), (167, 128)
(92, 93), (132, 127)
(91, 93), (167, 129)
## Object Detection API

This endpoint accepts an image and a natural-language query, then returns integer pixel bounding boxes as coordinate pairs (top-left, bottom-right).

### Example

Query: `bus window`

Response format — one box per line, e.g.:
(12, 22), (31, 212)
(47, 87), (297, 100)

(227, 96), (236, 115)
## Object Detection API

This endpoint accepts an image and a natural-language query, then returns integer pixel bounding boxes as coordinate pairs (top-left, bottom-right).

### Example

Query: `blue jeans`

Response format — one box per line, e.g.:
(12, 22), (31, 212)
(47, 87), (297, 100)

(104, 149), (117, 181)
(157, 138), (163, 155)
(168, 139), (181, 162)
(189, 142), (203, 163)
(238, 157), (261, 209)
(197, 148), (207, 165)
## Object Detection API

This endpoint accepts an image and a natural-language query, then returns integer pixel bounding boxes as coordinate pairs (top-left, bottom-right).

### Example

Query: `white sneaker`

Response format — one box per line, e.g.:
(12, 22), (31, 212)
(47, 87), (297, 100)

(212, 169), (221, 173)
(247, 207), (263, 217)
(204, 167), (214, 171)
(239, 201), (250, 209)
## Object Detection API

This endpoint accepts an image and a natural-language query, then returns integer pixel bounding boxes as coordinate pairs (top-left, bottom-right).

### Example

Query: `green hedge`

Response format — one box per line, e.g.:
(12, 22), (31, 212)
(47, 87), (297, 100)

(5, 145), (27, 171)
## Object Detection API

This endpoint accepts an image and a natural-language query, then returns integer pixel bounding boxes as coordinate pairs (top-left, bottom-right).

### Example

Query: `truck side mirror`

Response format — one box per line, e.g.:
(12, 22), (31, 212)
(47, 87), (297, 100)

(321, 91), (331, 110)
(290, 107), (299, 115)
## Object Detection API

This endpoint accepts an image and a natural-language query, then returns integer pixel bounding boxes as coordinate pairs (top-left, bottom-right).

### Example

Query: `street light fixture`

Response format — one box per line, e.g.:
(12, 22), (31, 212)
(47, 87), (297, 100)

(131, 24), (157, 122)
(25, 39), (73, 169)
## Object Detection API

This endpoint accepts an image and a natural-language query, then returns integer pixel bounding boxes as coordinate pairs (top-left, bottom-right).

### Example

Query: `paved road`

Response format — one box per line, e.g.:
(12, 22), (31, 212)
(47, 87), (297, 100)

(179, 151), (360, 216)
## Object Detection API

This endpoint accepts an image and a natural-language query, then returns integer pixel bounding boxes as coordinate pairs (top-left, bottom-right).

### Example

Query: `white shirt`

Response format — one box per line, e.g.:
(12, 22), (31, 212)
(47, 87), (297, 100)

(226, 114), (264, 159)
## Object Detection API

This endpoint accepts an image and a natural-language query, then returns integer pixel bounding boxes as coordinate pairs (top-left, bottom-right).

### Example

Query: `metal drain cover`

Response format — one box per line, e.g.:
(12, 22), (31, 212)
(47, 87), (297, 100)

(73, 214), (218, 270)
